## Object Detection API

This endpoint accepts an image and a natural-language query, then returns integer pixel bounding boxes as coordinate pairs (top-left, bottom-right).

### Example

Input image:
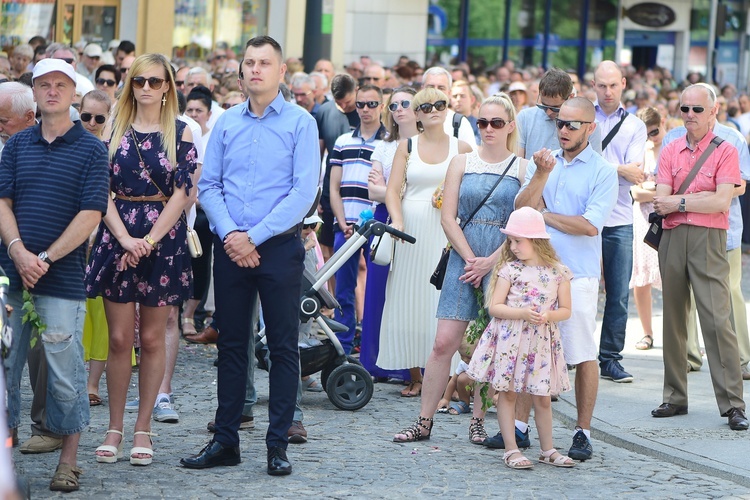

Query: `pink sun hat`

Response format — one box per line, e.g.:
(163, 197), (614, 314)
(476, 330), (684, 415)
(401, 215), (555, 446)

(500, 206), (550, 239)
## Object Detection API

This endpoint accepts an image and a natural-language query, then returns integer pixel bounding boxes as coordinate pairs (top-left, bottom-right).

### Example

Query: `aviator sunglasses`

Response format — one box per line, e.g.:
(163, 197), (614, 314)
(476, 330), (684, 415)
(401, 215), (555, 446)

(388, 100), (411, 111)
(555, 119), (592, 131)
(536, 102), (561, 114)
(680, 105), (705, 114)
(648, 128), (660, 138)
(131, 76), (165, 90)
(417, 100), (447, 113)
(355, 100), (381, 109)
(477, 118), (509, 130)
(81, 112), (107, 124)
(95, 78), (117, 87)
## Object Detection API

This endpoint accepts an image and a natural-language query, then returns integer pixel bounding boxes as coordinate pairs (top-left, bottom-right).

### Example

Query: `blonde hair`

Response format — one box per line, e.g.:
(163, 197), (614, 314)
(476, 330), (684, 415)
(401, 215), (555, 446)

(383, 86), (417, 143)
(485, 237), (563, 308)
(412, 87), (449, 109)
(636, 106), (661, 129)
(480, 92), (519, 154)
(108, 53), (179, 167)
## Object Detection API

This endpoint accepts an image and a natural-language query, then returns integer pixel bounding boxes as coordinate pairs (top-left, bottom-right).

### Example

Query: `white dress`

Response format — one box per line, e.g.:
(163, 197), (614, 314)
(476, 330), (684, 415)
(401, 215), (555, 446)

(377, 135), (459, 370)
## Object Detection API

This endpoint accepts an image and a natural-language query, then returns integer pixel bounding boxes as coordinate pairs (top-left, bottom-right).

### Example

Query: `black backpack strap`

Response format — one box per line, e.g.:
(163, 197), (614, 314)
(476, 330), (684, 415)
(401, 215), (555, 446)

(452, 113), (463, 138)
(407, 137), (412, 153)
(601, 110), (629, 151)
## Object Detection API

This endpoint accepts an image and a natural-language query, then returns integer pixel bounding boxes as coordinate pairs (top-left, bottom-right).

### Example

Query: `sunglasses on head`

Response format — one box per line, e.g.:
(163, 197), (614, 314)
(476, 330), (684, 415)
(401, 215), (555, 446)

(417, 100), (447, 113)
(95, 78), (116, 87)
(57, 57), (75, 65)
(131, 76), (165, 90)
(80, 112), (107, 124)
(536, 103), (561, 114)
(355, 100), (381, 109)
(680, 105), (705, 114)
(555, 119), (592, 131)
(388, 100), (411, 111)
(477, 118), (508, 130)
(648, 128), (660, 137)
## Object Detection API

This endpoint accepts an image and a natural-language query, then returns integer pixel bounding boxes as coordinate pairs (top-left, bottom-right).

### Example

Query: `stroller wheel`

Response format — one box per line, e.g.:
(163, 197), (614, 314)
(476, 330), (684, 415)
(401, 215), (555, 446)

(325, 363), (373, 411)
(320, 355), (361, 389)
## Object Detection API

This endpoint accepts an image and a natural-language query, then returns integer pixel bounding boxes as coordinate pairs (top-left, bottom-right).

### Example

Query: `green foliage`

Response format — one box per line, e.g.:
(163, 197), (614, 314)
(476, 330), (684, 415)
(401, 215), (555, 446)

(466, 287), (489, 345)
(22, 290), (45, 348)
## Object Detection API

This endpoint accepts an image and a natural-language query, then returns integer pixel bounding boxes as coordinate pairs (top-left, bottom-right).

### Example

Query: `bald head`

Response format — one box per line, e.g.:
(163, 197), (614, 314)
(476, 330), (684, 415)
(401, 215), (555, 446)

(594, 60), (624, 80)
(560, 96), (595, 121)
(685, 83), (717, 107)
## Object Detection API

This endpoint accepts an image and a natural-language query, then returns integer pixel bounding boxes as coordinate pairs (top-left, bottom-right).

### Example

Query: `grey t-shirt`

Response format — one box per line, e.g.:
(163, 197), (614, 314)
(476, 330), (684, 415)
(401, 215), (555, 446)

(517, 105), (602, 160)
(316, 100), (360, 197)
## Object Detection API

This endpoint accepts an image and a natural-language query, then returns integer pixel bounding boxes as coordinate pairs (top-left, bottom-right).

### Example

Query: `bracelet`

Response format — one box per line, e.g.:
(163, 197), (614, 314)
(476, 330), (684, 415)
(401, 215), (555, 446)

(6, 238), (22, 260)
(144, 234), (156, 247)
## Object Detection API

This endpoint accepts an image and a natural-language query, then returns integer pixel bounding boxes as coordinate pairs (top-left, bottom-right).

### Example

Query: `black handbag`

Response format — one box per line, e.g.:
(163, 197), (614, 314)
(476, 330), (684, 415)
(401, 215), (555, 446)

(644, 136), (724, 250)
(429, 156), (517, 290)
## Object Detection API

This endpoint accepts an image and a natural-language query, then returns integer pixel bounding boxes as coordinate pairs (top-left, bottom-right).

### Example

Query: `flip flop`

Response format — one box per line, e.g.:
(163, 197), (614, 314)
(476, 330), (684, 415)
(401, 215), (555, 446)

(302, 377), (324, 392)
(448, 400), (470, 415)
(635, 335), (653, 350)
(89, 393), (102, 406)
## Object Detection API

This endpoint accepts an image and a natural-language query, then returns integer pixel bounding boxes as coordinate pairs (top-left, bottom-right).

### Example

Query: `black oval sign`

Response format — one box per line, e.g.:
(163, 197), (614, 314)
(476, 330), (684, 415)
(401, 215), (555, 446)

(626, 2), (677, 28)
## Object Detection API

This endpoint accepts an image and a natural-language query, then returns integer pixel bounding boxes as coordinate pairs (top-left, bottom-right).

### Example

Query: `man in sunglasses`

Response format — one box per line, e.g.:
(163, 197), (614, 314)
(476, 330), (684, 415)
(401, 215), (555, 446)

(291, 73), (319, 117)
(516, 97), (618, 461)
(362, 64), (385, 88)
(328, 84), (386, 354)
(652, 84), (748, 431)
(45, 43), (94, 101)
(516, 68), (602, 160)
(592, 61), (647, 385)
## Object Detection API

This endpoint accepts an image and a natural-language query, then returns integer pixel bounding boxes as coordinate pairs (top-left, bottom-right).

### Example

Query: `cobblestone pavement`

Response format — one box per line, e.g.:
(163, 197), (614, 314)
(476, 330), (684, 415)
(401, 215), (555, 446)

(12, 340), (750, 499)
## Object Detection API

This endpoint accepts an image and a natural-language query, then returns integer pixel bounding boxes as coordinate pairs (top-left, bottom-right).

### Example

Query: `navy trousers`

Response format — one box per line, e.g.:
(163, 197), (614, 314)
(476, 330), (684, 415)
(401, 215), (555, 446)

(212, 232), (303, 449)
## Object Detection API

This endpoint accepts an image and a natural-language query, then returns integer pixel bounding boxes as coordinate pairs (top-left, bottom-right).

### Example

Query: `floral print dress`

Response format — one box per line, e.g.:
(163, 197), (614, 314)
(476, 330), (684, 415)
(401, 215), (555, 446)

(85, 121), (197, 307)
(466, 260), (572, 396)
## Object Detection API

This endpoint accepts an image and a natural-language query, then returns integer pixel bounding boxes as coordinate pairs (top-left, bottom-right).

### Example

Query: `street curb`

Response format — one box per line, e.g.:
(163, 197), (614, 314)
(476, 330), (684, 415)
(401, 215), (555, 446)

(552, 395), (750, 488)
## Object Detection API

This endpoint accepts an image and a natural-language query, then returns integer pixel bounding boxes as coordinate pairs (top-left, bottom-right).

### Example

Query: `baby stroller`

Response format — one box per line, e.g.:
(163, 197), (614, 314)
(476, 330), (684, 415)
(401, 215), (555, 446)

(256, 218), (415, 410)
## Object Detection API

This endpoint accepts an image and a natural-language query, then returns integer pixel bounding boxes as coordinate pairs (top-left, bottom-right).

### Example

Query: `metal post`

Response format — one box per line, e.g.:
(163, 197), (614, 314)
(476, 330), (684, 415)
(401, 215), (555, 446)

(542, 0), (552, 69)
(459, 0), (470, 62)
(302, 0), (322, 73)
(706, 0), (718, 83)
(503, 0), (511, 63)
(578, 0), (591, 79)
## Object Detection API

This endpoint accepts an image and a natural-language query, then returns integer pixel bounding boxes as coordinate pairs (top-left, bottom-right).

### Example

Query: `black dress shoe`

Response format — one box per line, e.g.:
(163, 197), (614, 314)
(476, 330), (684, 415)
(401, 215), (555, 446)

(267, 446), (292, 476)
(180, 440), (241, 469)
(651, 403), (688, 418)
(726, 408), (750, 431)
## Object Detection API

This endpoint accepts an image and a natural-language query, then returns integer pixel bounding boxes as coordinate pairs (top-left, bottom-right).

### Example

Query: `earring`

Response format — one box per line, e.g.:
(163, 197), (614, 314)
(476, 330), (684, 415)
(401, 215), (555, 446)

(162, 95), (166, 107)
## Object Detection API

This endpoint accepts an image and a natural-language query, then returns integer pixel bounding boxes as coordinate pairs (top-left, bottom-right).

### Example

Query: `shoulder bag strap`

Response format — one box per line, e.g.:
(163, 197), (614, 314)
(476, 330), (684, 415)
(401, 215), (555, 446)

(675, 136), (725, 195)
(601, 110), (629, 151)
(460, 155), (517, 230)
(452, 113), (463, 138)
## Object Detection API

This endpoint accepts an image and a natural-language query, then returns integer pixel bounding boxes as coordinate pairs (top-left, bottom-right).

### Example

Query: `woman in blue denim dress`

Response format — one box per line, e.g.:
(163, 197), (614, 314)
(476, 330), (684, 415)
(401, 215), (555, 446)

(394, 93), (528, 444)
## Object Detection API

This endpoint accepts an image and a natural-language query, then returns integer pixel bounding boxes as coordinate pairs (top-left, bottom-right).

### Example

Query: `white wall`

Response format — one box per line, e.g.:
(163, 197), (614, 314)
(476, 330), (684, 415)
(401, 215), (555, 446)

(119, 0), (139, 46)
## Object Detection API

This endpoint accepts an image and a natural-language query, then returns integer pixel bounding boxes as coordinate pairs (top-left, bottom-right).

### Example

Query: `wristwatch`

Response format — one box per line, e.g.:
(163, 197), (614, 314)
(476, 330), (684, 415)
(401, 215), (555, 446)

(38, 251), (53, 265)
(247, 234), (255, 247)
(541, 208), (550, 215)
(678, 198), (687, 213)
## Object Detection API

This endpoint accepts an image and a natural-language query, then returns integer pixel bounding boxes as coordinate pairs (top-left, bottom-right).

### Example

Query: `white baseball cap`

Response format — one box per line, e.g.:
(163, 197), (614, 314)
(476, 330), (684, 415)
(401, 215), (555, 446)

(32, 58), (77, 84)
(303, 214), (323, 226)
(507, 82), (527, 93)
(83, 43), (103, 58)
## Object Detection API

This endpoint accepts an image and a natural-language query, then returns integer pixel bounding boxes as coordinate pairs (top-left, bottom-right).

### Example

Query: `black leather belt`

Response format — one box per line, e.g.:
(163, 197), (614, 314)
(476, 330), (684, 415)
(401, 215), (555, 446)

(275, 224), (300, 238)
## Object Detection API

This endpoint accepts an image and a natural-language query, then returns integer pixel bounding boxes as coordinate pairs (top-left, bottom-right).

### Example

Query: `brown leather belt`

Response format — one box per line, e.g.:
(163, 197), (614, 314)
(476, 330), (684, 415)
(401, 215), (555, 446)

(115, 194), (170, 202)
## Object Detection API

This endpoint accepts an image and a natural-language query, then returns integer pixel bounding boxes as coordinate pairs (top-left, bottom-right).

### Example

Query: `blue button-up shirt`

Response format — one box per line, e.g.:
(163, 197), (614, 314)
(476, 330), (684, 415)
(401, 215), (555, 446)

(198, 91), (321, 245)
(519, 144), (618, 278)
(661, 122), (750, 251)
(594, 102), (647, 227)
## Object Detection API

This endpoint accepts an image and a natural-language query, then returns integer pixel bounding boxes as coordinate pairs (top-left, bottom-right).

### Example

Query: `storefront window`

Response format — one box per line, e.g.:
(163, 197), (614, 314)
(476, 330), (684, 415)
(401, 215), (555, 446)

(0, 0), (56, 48)
(173, 0), (267, 61)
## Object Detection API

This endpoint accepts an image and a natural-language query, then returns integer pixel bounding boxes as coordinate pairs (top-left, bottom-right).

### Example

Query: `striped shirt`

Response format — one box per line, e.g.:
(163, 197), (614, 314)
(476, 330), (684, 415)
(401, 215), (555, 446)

(329, 124), (386, 225)
(0, 121), (110, 300)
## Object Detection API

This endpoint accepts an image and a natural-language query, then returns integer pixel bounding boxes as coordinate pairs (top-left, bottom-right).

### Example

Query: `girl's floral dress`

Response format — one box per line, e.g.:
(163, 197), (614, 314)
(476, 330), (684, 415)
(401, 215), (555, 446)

(466, 260), (573, 396)
(85, 121), (197, 307)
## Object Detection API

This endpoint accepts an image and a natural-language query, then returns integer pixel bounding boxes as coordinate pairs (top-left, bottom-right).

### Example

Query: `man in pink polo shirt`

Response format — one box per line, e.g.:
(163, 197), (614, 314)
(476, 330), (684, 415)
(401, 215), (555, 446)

(652, 84), (748, 431)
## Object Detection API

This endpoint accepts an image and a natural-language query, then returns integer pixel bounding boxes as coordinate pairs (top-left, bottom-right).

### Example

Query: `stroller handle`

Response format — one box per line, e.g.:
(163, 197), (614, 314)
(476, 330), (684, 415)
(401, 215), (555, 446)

(364, 219), (416, 244)
(381, 224), (416, 244)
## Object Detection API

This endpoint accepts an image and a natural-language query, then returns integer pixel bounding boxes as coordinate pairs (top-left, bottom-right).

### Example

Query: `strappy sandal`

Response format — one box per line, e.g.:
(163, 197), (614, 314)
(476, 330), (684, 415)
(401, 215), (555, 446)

(448, 400), (470, 415)
(503, 449), (533, 470)
(393, 416), (433, 442)
(635, 335), (653, 350)
(49, 463), (83, 492)
(400, 380), (422, 397)
(181, 317), (197, 336)
(469, 416), (488, 444)
(130, 430), (157, 466)
(95, 429), (123, 463)
(539, 448), (575, 468)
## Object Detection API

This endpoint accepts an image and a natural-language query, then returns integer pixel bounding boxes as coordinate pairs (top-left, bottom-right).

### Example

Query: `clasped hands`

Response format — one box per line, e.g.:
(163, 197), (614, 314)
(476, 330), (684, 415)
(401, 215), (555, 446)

(117, 236), (154, 271)
(460, 256), (493, 288)
(224, 231), (260, 268)
(521, 307), (549, 325)
(12, 246), (49, 289)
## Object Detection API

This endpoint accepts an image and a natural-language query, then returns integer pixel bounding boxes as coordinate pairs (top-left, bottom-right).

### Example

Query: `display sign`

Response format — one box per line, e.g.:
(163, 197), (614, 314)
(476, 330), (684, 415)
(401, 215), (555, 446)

(624, 2), (676, 28)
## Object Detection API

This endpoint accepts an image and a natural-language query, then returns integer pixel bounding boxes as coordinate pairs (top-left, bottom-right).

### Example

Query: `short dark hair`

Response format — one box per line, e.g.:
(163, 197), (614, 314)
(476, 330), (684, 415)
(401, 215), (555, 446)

(539, 68), (573, 99)
(187, 85), (213, 111)
(245, 35), (283, 60)
(33, 45), (46, 58)
(95, 64), (120, 84)
(331, 74), (357, 100)
(28, 35), (46, 47)
(176, 90), (186, 114)
(357, 84), (383, 100)
(117, 40), (135, 55)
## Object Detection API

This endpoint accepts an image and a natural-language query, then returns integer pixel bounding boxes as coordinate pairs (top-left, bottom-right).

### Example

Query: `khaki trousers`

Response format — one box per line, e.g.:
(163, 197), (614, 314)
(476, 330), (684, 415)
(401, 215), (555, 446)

(686, 248), (750, 370)
(659, 224), (744, 414)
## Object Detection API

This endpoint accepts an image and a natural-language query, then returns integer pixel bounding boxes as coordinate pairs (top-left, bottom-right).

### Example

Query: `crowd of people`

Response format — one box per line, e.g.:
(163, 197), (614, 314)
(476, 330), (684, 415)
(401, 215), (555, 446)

(1, 31), (750, 495)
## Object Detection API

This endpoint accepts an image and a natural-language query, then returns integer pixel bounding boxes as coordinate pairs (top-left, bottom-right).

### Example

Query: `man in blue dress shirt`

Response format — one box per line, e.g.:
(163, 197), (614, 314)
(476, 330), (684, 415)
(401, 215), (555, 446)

(181, 36), (320, 476)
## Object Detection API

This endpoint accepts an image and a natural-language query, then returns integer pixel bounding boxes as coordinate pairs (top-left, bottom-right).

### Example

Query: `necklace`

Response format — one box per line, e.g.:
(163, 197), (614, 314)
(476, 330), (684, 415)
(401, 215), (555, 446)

(130, 126), (154, 149)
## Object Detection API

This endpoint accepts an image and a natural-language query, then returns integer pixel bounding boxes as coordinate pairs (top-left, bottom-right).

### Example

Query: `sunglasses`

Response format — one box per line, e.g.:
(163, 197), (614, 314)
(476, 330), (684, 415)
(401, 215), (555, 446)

(477, 118), (508, 130)
(417, 100), (447, 113)
(302, 223), (318, 230)
(131, 76), (165, 90)
(221, 102), (241, 109)
(214, 55), (227, 60)
(680, 105), (705, 114)
(362, 76), (380, 82)
(555, 119), (592, 131)
(537, 103), (561, 114)
(96, 78), (117, 87)
(57, 57), (75, 65)
(80, 112), (107, 124)
(174, 80), (184, 87)
(0, 79), (9, 84)
(388, 100), (411, 111)
(355, 100), (381, 109)
(647, 128), (660, 137)
(120, 67), (130, 74)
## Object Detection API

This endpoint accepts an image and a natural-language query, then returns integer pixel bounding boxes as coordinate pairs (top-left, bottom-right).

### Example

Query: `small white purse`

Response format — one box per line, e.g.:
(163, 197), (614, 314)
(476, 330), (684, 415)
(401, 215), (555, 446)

(370, 232), (394, 266)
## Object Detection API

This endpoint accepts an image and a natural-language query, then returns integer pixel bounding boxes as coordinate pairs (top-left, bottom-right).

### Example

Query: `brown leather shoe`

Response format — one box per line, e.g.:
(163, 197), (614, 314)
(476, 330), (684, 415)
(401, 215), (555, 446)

(726, 407), (750, 430)
(206, 415), (254, 433)
(185, 325), (219, 344)
(651, 403), (688, 418)
(287, 421), (307, 444)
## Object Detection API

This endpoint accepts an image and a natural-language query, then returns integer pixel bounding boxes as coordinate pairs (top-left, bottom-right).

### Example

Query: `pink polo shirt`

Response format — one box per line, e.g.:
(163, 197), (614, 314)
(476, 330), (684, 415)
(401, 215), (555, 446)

(657, 131), (740, 230)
